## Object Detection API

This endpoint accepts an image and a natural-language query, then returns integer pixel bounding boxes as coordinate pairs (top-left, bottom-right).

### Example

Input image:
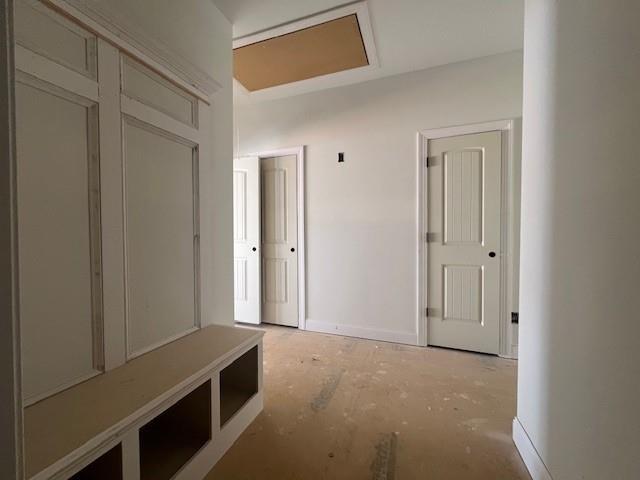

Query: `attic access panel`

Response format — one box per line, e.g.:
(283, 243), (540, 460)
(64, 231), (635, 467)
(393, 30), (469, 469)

(234, 14), (369, 92)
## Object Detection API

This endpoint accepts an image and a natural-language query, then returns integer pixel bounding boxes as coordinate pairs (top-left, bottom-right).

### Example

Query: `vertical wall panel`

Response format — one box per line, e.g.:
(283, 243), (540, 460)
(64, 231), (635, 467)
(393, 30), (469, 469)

(124, 119), (198, 356)
(97, 39), (127, 370)
(16, 80), (99, 400)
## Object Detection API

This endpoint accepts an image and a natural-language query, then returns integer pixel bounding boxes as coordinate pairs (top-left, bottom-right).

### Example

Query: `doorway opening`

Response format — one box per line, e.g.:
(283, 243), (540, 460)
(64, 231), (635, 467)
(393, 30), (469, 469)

(233, 147), (306, 329)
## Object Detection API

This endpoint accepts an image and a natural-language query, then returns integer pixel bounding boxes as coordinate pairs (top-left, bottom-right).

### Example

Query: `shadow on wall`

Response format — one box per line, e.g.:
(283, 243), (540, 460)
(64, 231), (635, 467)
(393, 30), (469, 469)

(518, 0), (640, 478)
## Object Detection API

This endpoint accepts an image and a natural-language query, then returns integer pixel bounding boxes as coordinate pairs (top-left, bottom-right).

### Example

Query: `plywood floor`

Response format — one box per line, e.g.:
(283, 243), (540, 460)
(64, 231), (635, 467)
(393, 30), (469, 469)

(206, 326), (530, 480)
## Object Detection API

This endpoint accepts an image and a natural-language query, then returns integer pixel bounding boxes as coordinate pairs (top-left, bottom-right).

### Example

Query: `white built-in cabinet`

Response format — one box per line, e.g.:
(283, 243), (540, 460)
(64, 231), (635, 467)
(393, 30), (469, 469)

(13, 3), (263, 480)
(14, 0), (207, 404)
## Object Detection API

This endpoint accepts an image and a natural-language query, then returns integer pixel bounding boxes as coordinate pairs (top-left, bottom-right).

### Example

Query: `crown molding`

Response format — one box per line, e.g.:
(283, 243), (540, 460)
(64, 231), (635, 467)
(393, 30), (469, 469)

(43, 0), (222, 101)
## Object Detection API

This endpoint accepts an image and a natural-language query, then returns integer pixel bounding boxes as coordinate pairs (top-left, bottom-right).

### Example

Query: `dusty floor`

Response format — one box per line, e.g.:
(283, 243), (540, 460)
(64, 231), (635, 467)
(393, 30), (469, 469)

(206, 326), (530, 480)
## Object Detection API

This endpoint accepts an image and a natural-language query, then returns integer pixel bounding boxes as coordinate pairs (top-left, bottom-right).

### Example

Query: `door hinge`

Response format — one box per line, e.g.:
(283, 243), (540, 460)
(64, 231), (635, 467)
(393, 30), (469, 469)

(425, 156), (437, 168)
(425, 307), (433, 317)
(425, 232), (438, 243)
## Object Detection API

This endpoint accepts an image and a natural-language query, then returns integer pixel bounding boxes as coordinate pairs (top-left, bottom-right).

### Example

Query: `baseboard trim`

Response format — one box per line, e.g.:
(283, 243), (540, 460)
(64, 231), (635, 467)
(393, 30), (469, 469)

(305, 320), (417, 346)
(513, 417), (553, 480)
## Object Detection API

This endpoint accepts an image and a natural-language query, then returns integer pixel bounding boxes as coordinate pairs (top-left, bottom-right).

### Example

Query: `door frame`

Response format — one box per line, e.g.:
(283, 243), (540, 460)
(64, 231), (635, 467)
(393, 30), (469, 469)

(247, 146), (306, 330)
(416, 119), (519, 358)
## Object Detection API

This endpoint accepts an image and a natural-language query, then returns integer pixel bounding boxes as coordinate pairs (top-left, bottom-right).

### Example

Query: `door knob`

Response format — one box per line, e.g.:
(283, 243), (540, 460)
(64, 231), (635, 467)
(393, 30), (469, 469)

(290, 247), (295, 252)
(252, 247), (257, 252)
(489, 251), (496, 258)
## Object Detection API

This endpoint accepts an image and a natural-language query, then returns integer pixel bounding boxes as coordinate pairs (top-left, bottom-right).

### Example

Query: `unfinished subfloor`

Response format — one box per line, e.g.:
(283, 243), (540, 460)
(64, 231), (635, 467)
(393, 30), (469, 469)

(206, 326), (529, 480)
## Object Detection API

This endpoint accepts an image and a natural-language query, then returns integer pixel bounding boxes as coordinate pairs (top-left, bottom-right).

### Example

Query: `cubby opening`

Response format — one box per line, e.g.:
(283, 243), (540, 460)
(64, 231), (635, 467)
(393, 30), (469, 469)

(139, 380), (211, 480)
(220, 345), (259, 427)
(70, 444), (122, 480)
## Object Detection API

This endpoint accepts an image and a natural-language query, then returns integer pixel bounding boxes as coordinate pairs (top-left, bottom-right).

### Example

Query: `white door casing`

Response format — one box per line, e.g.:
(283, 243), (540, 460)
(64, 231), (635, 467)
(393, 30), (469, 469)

(233, 156), (261, 324)
(261, 155), (298, 327)
(427, 131), (502, 354)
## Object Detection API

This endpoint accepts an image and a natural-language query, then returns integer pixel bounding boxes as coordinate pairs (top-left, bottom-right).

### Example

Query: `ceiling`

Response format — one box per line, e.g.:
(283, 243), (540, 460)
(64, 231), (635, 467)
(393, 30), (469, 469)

(212, 0), (524, 102)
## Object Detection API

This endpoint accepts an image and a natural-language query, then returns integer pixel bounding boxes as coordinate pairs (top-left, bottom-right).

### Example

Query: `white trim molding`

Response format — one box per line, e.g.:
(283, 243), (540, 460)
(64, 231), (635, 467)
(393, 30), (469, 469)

(40, 0), (221, 102)
(233, 1), (379, 102)
(249, 146), (307, 330)
(14, 45), (99, 101)
(513, 417), (554, 480)
(417, 119), (519, 357)
(0, 0), (24, 477)
(306, 320), (418, 346)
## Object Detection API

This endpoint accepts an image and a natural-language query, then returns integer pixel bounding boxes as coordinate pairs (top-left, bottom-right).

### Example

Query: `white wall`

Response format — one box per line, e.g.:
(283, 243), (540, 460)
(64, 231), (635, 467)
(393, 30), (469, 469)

(105, 0), (229, 82)
(516, 0), (640, 479)
(97, 0), (235, 328)
(235, 51), (523, 343)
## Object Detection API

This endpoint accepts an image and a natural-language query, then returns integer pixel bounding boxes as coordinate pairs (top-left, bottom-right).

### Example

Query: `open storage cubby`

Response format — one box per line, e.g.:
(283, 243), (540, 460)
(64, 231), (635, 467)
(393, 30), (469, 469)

(220, 345), (259, 427)
(139, 380), (211, 480)
(25, 325), (263, 480)
(70, 444), (122, 480)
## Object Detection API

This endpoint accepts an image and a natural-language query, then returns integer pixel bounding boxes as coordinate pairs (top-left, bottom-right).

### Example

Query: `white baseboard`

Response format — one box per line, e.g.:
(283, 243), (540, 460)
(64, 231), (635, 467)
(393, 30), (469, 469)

(305, 320), (417, 345)
(500, 345), (518, 360)
(513, 417), (553, 480)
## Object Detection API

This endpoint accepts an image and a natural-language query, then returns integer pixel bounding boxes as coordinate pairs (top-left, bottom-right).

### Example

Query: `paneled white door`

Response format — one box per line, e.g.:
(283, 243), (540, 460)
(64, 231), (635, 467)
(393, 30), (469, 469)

(427, 131), (502, 354)
(233, 157), (261, 324)
(261, 155), (298, 327)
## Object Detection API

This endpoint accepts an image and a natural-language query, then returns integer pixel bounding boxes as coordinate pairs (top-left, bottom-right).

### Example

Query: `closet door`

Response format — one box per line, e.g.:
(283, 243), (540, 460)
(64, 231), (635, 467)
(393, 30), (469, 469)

(233, 156), (261, 325)
(261, 155), (298, 327)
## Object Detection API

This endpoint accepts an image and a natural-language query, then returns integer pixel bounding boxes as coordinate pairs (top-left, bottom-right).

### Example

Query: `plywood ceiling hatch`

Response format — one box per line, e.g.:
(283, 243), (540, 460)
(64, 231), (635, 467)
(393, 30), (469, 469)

(234, 14), (369, 92)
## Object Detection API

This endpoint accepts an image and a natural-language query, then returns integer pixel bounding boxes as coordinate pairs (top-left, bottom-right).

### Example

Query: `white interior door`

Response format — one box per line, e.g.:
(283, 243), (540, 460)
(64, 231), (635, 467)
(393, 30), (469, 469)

(427, 131), (502, 354)
(261, 155), (298, 327)
(233, 157), (261, 324)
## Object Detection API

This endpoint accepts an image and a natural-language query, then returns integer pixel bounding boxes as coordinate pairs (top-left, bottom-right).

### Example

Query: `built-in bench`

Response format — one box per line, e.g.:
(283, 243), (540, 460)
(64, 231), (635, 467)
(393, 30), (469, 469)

(24, 325), (264, 480)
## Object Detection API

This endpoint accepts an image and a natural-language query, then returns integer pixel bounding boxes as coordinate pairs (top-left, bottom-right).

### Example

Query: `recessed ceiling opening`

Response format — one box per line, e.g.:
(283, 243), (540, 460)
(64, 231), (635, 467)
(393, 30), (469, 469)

(234, 14), (369, 92)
